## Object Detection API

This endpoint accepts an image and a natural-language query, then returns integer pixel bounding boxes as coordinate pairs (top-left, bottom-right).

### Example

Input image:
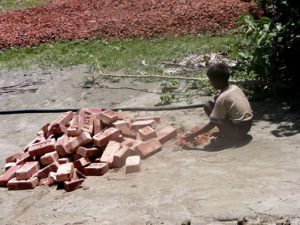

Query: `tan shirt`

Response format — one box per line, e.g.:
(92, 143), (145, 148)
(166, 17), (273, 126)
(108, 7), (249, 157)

(210, 85), (253, 124)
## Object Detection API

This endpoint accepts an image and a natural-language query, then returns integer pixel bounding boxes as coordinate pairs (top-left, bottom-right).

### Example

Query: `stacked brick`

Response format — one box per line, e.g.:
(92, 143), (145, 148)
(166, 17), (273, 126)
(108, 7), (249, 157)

(0, 108), (177, 192)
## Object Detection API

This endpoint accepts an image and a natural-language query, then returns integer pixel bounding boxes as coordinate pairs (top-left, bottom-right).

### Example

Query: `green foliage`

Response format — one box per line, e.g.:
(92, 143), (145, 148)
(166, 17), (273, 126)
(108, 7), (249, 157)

(235, 0), (300, 94)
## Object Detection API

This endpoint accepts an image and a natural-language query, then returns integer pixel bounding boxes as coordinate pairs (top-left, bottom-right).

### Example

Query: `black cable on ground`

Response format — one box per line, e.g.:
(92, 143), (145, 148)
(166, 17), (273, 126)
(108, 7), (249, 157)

(0, 104), (205, 115)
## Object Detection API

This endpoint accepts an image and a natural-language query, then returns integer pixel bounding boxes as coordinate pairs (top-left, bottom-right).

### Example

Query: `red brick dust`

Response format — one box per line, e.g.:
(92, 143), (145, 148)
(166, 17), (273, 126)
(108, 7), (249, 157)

(0, 0), (251, 49)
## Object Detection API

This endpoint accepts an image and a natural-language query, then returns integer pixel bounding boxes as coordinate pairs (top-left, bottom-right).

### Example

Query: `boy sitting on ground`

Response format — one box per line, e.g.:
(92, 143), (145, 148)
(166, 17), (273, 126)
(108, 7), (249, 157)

(183, 63), (253, 147)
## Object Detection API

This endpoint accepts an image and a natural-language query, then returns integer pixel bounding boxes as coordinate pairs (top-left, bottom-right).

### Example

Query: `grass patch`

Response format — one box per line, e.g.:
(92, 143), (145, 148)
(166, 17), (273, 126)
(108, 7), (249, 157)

(0, 34), (236, 72)
(0, 0), (47, 10)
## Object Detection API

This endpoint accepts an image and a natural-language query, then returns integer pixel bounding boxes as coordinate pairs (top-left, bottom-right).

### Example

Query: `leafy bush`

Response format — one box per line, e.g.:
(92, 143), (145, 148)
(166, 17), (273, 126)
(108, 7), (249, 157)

(235, 0), (300, 95)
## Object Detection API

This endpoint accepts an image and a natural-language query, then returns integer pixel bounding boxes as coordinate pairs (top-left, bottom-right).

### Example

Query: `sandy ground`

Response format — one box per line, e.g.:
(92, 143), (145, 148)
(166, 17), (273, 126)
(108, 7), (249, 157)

(0, 65), (300, 225)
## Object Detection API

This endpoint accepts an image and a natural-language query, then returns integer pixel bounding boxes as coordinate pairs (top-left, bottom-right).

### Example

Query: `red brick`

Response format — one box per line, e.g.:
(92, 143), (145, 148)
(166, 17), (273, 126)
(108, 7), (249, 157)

(130, 119), (156, 130)
(5, 152), (23, 163)
(100, 141), (121, 167)
(57, 158), (70, 164)
(16, 152), (32, 165)
(51, 111), (74, 126)
(138, 126), (157, 141)
(88, 107), (102, 115)
(56, 135), (70, 156)
(28, 139), (56, 157)
(156, 126), (177, 144)
(34, 162), (59, 180)
(56, 163), (74, 182)
(40, 151), (58, 166)
(64, 178), (85, 192)
(136, 138), (162, 159)
(82, 163), (109, 176)
(78, 109), (95, 134)
(16, 162), (40, 180)
(132, 116), (160, 123)
(100, 109), (118, 124)
(48, 123), (67, 135)
(67, 115), (81, 136)
(37, 122), (50, 137)
(93, 127), (120, 147)
(120, 126), (137, 139)
(65, 132), (92, 153)
(77, 146), (101, 158)
(5, 162), (16, 170)
(125, 156), (141, 173)
(112, 146), (130, 168)
(0, 165), (21, 187)
(113, 120), (130, 129)
(74, 157), (91, 169)
(8, 177), (39, 190)
(93, 117), (102, 135)
(24, 136), (44, 152)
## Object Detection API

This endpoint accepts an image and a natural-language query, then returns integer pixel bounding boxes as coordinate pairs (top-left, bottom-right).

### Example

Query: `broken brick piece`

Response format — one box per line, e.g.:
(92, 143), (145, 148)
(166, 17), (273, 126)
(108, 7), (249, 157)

(100, 109), (118, 124)
(57, 158), (70, 164)
(82, 163), (109, 176)
(125, 156), (141, 173)
(40, 151), (58, 166)
(113, 120), (130, 129)
(130, 119), (156, 130)
(156, 126), (177, 144)
(16, 162), (40, 180)
(112, 146), (130, 168)
(78, 109), (95, 134)
(67, 115), (81, 136)
(65, 132), (92, 153)
(93, 127), (120, 147)
(136, 138), (162, 159)
(16, 152), (31, 165)
(64, 178), (85, 192)
(0, 165), (21, 187)
(121, 138), (135, 148)
(39, 176), (56, 186)
(8, 177), (39, 190)
(28, 139), (56, 157)
(77, 146), (101, 158)
(74, 157), (91, 169)
(34, 162), (59, 180)
(120, 126), (137, 139)
(56, 163), (74, 182)
(5, 152), (24, 163)
(100, 141), (121, 167)
(138, 126), (157, 141)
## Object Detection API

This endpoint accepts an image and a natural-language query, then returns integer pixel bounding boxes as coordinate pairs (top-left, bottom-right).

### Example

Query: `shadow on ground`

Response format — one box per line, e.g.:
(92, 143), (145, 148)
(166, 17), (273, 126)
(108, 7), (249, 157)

(252, 98), (300, 137)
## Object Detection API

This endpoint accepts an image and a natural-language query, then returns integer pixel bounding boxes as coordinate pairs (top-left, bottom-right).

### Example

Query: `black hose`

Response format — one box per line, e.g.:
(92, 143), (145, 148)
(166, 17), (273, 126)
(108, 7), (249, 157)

(0, 104), (205, 115)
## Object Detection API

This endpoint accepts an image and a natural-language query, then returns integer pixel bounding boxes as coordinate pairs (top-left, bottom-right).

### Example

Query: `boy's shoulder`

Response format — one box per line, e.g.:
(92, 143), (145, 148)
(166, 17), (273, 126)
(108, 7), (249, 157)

(217, 85), (242, 102)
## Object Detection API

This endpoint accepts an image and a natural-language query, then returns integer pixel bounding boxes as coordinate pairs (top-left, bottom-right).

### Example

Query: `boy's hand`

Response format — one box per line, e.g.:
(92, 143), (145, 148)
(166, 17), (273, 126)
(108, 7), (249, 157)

(182, 131), (196, 142)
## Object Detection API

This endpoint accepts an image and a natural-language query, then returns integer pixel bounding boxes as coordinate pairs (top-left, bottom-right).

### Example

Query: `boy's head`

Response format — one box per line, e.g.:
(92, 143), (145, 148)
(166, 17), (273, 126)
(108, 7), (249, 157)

(207, 63), (230, 90)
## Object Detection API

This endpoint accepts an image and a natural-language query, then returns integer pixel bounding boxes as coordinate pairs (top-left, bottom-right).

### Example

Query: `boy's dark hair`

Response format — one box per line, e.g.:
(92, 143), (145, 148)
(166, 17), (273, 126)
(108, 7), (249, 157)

(207, 63), (230, 81)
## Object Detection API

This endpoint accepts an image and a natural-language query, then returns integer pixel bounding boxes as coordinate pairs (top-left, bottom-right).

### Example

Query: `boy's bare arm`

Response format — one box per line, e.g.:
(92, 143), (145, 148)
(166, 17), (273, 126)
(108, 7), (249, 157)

(183, 122), (215, 141)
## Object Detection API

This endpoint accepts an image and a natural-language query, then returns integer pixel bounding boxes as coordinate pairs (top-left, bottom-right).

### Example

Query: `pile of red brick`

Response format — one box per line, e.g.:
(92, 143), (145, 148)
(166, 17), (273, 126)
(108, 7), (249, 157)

(0, 0), (251, 48)
(0, 108), (177, 192)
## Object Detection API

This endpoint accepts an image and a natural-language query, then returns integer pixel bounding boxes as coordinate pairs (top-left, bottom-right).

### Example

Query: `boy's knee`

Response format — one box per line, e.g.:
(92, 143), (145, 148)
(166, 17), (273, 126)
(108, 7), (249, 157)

(204, 101), (214, 116)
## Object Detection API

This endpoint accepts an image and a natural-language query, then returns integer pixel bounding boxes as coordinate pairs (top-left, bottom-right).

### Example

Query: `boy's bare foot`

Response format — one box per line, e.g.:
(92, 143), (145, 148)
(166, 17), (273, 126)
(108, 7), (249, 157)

(204, 136), (234, 148)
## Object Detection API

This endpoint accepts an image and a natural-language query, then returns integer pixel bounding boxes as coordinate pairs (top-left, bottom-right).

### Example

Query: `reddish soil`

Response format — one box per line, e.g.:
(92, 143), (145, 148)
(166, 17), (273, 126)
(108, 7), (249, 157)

(0, 0), (250, 49)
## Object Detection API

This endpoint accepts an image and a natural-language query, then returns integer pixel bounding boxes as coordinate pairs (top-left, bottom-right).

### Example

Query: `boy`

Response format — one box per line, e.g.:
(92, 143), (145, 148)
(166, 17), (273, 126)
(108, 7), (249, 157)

(183, 63), (253, 147)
